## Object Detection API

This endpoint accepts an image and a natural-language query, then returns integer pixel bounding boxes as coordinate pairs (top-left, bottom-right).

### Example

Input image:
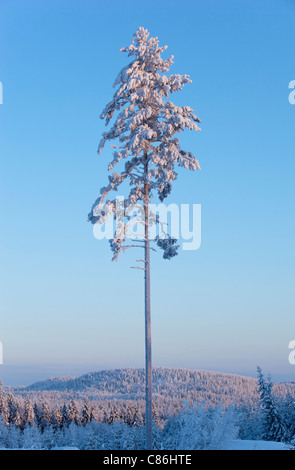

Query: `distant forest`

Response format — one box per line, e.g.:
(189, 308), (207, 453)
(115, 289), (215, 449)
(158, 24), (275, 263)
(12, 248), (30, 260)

(0, 367), (295, 449)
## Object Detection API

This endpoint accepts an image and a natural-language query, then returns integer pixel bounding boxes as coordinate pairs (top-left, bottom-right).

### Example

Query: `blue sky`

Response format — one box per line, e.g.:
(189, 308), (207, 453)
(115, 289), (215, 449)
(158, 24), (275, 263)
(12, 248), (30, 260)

(0, 0), (294, 385)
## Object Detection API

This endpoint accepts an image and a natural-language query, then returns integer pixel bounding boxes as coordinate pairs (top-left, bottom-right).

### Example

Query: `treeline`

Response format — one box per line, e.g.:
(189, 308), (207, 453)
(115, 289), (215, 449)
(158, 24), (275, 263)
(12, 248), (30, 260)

(0, 401), (238, 450)
(0, 382), (165, 431)
(21, 368), (262, 408)
(17, 367), (294, 414)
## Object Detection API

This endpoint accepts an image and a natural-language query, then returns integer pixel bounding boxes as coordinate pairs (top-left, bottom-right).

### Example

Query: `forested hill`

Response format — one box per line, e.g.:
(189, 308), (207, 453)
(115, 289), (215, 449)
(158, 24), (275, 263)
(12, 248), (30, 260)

(12, 368), (294, 408)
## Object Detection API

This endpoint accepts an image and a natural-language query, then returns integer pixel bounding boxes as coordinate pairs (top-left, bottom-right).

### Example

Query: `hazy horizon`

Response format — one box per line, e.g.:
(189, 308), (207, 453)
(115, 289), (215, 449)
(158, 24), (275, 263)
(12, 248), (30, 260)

(1, 361), (294, 388)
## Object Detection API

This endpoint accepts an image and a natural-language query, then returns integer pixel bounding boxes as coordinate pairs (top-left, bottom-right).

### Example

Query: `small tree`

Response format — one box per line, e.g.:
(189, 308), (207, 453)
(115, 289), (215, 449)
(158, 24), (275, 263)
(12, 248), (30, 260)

(88, 27), (201, 449)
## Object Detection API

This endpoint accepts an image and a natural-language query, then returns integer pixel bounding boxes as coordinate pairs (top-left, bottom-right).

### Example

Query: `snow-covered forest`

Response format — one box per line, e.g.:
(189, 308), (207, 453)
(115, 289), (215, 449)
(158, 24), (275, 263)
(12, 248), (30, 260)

(0, 367), (295, 449)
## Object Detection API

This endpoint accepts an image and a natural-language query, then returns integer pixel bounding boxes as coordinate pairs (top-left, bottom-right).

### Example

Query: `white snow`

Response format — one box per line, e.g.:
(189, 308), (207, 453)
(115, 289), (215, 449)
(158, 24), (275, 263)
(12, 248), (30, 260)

(51, 447), (79, 451)
(225, 440), (292, 451)
(1, 441), (293, 451)
(88, 26), (201, 261)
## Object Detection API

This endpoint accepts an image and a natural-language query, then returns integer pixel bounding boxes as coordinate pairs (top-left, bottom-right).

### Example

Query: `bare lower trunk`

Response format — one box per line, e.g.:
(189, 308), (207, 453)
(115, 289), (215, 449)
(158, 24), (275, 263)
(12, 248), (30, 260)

(144, 156), (152, 450)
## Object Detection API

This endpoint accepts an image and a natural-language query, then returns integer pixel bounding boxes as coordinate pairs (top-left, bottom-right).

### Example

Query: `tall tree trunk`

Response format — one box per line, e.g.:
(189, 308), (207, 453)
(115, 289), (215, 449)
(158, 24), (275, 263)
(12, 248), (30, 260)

(144, 153), (152, 450)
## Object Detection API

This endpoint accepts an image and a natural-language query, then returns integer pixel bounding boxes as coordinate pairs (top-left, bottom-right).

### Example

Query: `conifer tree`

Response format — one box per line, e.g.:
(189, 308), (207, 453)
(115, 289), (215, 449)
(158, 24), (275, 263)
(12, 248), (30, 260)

(81, 398), (92, 426)
(257, 366), (286, 442)
(280, 392), (295, 442)
(21, 397), (35, 430)
(61, 403), (70, 428)
(7, 393), (21, 427)
(51, 406), (63, 431)
(33, 402), (41, 428)
(110, 403), (120, 424)
(39, 400), (51, 432)
(68, 397), (80, 426)
(0, 380), (9, 426)
(89, 27), (201, 449)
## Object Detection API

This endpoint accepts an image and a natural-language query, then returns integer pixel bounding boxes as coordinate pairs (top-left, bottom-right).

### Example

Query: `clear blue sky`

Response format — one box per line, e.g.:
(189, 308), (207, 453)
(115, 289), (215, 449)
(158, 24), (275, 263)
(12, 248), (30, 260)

(0, 0), (294, 385)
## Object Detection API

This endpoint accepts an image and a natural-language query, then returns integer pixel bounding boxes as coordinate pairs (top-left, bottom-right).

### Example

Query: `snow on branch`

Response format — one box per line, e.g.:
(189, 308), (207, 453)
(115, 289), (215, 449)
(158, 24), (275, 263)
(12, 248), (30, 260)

(89, 26), (201, 261)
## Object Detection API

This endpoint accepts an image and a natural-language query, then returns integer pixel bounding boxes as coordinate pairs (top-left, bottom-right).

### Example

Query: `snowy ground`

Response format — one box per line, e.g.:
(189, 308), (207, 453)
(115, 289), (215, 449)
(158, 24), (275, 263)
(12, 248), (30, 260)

(51, 447), (79, 450)
(51, 442), (292, 451)
(1, 441), (293, 451)
(225, 440), (293, 450)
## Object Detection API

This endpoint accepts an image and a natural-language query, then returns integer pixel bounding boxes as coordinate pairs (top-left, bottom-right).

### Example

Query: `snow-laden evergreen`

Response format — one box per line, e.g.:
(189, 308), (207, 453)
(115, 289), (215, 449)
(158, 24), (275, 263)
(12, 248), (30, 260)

(0, 405), (237, 450)
(161, 404), (238, 450)
(88, 26), (201, 259)
(88, 26), (202, 450)
(257, 366), (287, 442)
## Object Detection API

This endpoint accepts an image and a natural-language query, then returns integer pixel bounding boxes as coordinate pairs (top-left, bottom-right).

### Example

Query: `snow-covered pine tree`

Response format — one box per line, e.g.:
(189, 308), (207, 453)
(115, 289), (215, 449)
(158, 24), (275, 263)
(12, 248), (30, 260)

(81, 398), (93, 426)
(22, 425), (42, 450)
(0, 380), (9, 427)
(50, 406), (63, 431)
(257, 366), (286, 442)
(88, 27), (201, 450)
(132, 403), (144, 427)
(280, 392), (295, 442)
(21, 397), (35, 430)
(67, 397), (80, 426)
(61, 403), (70, 428)
(33, 402), (41, 428)
(7, 393), (21, 427)
(39, 400), (51, 432)
(109, 403), (120, 424)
